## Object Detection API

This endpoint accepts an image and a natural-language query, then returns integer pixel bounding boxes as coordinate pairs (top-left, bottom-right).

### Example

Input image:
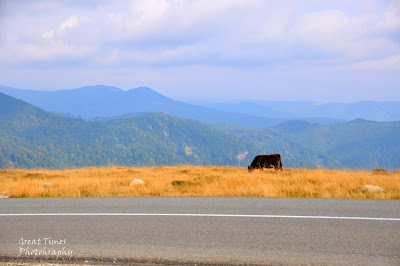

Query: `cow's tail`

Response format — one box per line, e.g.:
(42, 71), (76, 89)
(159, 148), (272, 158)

(278, 154), (283, 171)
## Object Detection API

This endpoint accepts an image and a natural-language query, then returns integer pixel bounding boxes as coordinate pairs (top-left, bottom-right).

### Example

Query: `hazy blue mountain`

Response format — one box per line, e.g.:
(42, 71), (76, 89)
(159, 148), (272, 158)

(197, 99), (400, 122)
(0, 92), (262, 169)
(1, 90), (399, 170)
(204, 101), (295, 119)
(0, 85), (283, 127)
(2, 85), (399, 125)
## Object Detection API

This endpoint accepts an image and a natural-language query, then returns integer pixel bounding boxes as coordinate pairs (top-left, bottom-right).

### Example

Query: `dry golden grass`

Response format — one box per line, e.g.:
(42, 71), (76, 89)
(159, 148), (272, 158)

(0, 166), (399, 199)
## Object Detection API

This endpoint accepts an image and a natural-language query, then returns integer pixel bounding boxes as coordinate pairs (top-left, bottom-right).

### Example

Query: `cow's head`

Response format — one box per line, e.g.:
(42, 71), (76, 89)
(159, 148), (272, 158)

(247, 165), (254, 172)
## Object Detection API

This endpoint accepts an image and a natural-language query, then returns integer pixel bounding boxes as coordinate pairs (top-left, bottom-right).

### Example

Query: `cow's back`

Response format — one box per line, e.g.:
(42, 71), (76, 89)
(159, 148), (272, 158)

(251, 155), (263, 167)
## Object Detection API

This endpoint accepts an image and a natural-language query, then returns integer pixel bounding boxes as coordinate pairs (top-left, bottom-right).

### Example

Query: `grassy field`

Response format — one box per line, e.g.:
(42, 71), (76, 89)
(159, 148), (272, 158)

(0, 166), (399, 199)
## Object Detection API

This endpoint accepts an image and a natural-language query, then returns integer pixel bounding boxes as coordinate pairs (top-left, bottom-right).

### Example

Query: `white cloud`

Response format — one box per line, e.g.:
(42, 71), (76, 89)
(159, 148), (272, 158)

(59, 16), (79, 31)
(344, 55), (400, 70)
(290, 10), (376, 59)
(376, 0), (400, 33)
(96, 49), (120, 64)
(41, 30), (54, 40)
(0, 0), (399, 93)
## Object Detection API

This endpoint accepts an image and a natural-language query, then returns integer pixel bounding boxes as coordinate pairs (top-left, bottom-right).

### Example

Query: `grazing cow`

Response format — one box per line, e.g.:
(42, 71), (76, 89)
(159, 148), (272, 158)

(248, 154), (283, 172)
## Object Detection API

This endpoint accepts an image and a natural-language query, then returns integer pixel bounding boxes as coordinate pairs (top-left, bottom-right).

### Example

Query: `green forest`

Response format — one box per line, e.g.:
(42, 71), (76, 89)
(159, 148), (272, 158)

(1, 92), (399, 170)
(211, 119), (400, 170)
(0, 93), (260, 169)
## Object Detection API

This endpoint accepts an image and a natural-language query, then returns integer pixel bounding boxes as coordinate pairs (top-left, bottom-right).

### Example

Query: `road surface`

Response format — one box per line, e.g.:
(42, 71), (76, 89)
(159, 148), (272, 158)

(0, 197), (399, 265)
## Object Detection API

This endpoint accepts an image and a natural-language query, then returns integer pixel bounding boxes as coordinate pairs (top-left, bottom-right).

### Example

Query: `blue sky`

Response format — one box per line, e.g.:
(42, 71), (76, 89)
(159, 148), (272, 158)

(0, 0), (399, 102)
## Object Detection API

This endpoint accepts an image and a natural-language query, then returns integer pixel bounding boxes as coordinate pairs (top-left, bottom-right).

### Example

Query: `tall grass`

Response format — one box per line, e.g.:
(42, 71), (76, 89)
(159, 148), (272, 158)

(0, 167), (399, 199)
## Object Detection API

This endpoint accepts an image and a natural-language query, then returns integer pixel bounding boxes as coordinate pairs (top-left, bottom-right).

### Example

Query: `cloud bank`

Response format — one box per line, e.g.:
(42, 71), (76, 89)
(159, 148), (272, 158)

(0, 0), (399, 101)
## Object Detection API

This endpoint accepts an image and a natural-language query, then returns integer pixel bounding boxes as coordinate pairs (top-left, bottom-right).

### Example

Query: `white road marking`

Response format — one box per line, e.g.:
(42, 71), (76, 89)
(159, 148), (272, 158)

(0, 213), (399, 221)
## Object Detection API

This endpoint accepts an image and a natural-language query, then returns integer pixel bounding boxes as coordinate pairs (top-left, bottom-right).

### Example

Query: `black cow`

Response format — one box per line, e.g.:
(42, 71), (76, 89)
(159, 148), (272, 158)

(248, 154), (283, 172)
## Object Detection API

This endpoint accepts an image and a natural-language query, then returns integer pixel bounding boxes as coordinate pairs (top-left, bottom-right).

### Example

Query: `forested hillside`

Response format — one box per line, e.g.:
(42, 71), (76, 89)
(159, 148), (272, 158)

(0, 92), (260, 169)
(1, 92), (399, 170)
(209, 123), (340, 168)
(273, 119), (400, 170)
(211, 120), (400, 170)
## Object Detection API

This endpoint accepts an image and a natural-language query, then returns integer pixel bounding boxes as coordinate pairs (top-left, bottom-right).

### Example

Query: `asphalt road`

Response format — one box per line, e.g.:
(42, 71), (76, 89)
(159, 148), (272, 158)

(0, 197), (399, 265)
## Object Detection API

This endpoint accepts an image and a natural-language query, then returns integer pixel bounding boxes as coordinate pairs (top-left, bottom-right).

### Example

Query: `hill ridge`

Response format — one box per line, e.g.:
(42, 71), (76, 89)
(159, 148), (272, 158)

(0, 85), (284, 127)
(0, 92), (260, 169)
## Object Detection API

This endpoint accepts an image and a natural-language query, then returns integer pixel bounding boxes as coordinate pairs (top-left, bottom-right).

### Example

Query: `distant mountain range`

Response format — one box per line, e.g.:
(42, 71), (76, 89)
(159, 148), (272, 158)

(0, 92), (261, 168)
(194, 99), (400, 122)
(2, 85), (400, 125)
(0, 85), (285, 127)
(1, 85), (399, 170)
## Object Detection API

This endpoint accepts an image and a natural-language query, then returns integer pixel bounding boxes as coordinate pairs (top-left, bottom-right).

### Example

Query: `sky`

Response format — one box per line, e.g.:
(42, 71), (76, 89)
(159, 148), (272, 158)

(0, 0), (399, 102)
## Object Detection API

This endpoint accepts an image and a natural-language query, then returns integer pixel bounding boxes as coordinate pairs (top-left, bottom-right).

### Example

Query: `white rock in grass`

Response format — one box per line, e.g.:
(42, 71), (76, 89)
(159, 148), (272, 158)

(361, 185), (384, 193)
(0, 195), (9, 199)
(43, 182), (52, 187)
(129, 179), (145, 186)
